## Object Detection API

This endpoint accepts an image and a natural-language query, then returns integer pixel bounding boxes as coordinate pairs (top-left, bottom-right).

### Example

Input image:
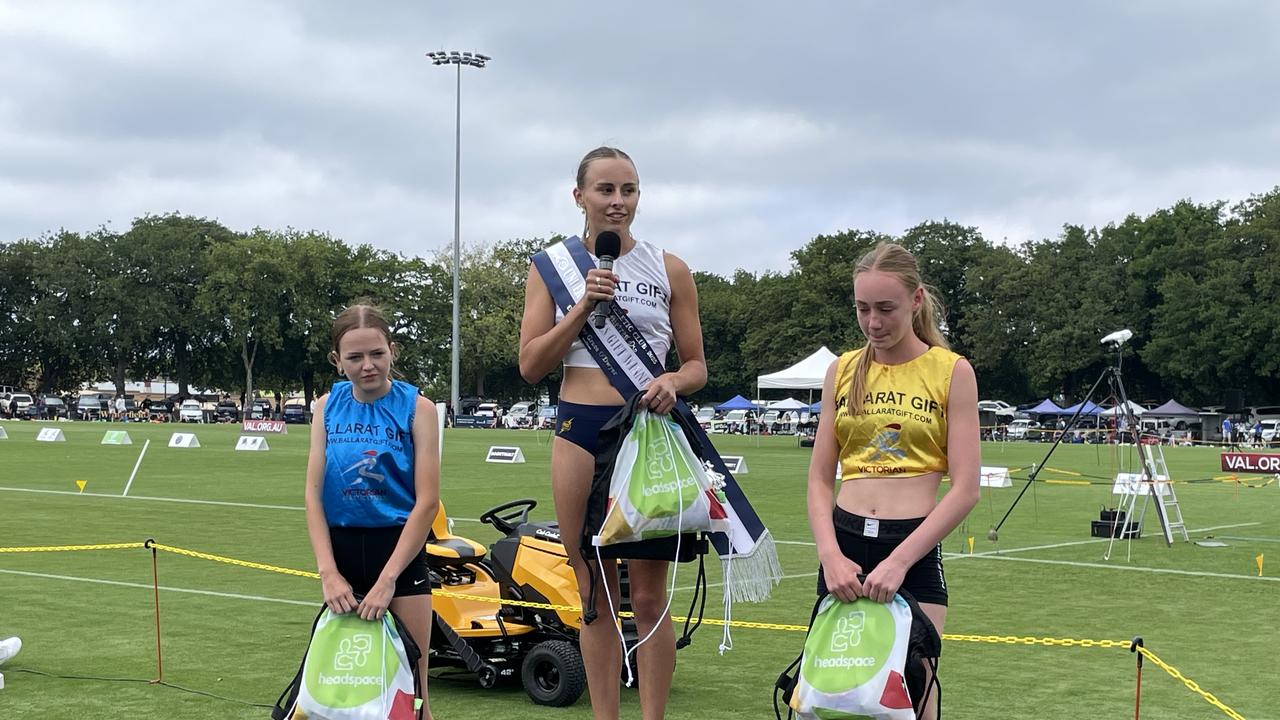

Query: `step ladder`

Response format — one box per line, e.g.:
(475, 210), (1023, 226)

(1136, 441), (1189, 545)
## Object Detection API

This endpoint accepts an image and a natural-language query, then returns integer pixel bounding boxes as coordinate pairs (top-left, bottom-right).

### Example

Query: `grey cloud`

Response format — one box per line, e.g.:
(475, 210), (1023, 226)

(2, 0), (1279, 276)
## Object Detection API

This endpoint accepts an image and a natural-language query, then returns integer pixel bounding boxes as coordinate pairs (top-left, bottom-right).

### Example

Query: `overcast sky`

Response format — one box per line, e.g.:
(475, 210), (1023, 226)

(3, 1), (1278, 275)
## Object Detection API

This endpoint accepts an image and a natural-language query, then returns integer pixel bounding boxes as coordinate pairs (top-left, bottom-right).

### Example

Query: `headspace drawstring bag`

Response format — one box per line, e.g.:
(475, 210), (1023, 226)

(775, 590), (941, 720)
(581, 394), (731, 681)
(273, 604), (422, 720)
(593, 403), (730, 548)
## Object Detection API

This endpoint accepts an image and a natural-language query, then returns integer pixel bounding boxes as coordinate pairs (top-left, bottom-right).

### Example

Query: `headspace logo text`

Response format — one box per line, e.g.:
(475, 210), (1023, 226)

(317, 673), (382, 686)
(642, 476), (695, 497)
(812, 656), (877, 669)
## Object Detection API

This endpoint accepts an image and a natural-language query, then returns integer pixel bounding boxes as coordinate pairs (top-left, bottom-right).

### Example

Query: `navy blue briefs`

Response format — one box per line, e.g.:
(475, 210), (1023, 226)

(555, 400), (625, 455)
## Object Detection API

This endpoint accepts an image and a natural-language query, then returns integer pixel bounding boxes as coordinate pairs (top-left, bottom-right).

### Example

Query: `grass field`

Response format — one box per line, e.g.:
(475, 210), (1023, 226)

(0, 420), (1277, 719)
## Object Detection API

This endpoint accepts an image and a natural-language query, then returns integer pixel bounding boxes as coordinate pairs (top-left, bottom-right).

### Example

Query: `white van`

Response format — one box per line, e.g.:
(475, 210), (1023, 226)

(506, 401), (535, 428)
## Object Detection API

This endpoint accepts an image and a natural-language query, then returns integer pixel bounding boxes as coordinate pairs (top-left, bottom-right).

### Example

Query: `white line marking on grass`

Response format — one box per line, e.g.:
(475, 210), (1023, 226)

(0, 485), (485, 520)
(948, 522), (1262, 559)
(675, 571), (818, 593)
(0, 486), (304, 511)
(956, 555), (1280, 582)
(121, 439), (150, 497)
(0, 568), (316, 605)
(1216, 535), (1280, 544)
(775, 539), (816, 546)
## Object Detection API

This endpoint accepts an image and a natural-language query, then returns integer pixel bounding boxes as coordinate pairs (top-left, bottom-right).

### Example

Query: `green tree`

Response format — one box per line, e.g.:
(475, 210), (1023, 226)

(956, 243), (1035, 402)
(197, 230), (291, 405)
(29, 230), (114, 392)
(121, 214), (236, 397)
(457, 237), (552, 401)
(0, 240), (41, 387)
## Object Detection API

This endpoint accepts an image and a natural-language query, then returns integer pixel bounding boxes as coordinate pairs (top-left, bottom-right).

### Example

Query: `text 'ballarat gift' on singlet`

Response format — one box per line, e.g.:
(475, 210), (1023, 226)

(322, 380), (418, 528)
(834, 346), (962, 479)
(558, 237), (673, 369)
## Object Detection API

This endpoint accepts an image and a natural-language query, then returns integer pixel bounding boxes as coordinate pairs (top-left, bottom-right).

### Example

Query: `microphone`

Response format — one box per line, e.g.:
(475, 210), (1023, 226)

(590, 231), (622, 329)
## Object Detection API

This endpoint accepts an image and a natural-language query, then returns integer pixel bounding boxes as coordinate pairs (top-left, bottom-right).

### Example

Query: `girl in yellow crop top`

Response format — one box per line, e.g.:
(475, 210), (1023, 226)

(806, 243), (980, 720)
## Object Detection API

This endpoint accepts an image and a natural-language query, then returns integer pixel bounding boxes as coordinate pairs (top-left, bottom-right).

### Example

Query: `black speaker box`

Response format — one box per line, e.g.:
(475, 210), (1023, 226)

(1091, 520), (1140, 539)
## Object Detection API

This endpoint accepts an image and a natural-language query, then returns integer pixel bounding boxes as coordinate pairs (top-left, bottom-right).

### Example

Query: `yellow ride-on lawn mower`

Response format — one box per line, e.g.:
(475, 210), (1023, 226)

(426, 499), (595, 706)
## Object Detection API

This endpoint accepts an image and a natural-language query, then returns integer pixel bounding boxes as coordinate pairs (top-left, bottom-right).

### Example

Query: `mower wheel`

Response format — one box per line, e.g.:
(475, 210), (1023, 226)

(521, 640), (585, 706)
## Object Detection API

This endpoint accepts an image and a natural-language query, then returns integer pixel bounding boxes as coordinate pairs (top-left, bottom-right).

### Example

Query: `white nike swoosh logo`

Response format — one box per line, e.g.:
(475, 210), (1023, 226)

(413, 578), (427, 586)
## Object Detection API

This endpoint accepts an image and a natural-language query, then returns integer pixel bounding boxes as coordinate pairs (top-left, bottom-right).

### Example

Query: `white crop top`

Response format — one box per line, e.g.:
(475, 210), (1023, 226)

(557, 238), (673, 370)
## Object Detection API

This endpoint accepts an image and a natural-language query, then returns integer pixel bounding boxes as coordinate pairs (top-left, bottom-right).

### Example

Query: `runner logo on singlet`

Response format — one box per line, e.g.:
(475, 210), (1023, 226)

(868, 424), (907, 463)
(343, 449), (386, 484)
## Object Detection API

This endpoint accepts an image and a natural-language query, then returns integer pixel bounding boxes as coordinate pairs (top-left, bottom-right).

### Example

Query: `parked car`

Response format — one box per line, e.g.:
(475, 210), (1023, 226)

(694, 406), (715, 429)
(39, 395), (68, 420)
(214, 401), (240, 423)
(1006, 419), (1033, 440)
(536, 405), (558, 430)
(148, 400), (174, 422)
(9, 393), (34, 415)
(505, 401), (536, 428)
(1259, 419), (1278, 445)
(282, 403), (309, 424)
(246, 399), (273, 420)
(713, 409), (751, 434)
(977, 400), (1017, 419)
(76, 394), (104, 420)
(178, 399), (204, 423)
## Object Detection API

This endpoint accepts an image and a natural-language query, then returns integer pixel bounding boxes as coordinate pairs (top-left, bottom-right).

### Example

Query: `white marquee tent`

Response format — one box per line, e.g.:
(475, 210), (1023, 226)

(756, 346), (839, 390)
(766, 397), (810, 410)
(1100, 400), (1146, 417)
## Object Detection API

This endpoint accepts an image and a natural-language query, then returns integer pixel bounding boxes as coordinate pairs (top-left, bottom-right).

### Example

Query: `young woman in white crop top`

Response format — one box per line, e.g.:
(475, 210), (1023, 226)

(518, 147), (708, 720)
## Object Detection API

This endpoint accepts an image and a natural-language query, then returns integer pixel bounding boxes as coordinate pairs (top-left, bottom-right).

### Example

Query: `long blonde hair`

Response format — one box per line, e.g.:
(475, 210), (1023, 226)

(846, 243), (949, 415)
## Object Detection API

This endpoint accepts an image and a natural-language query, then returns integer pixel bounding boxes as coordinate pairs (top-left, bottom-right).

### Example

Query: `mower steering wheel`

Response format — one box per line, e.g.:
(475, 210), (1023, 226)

(479, 498), (538, 534)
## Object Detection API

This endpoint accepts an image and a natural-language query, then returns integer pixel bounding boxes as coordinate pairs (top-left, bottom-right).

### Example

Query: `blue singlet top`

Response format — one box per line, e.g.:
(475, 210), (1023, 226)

(322, 380), (418, 528)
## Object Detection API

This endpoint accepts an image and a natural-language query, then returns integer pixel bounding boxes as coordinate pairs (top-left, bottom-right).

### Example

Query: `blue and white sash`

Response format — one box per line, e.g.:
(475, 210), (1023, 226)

(533, 236), (781, 603)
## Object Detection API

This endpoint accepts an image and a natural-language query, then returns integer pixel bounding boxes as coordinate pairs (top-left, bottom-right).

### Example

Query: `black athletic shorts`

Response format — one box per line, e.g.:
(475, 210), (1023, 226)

(816, 506), (948, 606)
(329, 525), (431, 597)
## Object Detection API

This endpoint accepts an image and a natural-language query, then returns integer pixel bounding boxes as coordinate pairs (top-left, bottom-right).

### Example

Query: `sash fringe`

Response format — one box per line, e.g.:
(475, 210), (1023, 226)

(721, 531), (783, 603)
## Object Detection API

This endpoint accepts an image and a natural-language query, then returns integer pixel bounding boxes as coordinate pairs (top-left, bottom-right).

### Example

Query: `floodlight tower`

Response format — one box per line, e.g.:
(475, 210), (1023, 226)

(426, 50), (490, 419)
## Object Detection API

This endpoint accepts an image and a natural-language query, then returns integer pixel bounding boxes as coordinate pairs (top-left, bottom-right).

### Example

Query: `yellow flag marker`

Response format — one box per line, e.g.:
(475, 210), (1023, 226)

(76, 480), (86, 493)
(967, 536), (975, 554)
(1257, 554), (1264, 577)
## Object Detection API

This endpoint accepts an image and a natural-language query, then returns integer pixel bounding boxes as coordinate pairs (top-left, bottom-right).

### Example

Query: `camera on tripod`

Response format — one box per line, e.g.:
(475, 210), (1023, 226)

(1101, 329), (1133, 347)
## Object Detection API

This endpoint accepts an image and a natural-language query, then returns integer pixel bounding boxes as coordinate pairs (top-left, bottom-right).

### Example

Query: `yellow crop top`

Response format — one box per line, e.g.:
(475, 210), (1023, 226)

(833, 345), (962, 480)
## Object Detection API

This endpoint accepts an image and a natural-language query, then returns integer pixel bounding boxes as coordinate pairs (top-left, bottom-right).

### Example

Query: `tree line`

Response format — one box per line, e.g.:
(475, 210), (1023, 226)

(2, 188), (1277, 409)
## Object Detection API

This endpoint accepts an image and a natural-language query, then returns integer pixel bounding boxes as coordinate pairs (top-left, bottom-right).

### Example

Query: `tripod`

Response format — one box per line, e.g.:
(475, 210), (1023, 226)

(989, 333), (1185, 554)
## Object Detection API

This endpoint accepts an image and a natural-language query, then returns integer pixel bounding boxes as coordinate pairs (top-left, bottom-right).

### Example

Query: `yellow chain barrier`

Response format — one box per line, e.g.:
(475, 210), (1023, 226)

(944, 633), (1131, 649)
(0, 542), (146, 553)
(1135, 646), (1247, 720)
(148, 542), (321, 580)
(0, 541), (1249, 718)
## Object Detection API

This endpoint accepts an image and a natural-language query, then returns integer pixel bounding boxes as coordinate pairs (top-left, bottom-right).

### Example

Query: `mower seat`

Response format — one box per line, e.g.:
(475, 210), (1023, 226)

(425, 501), (486, 565)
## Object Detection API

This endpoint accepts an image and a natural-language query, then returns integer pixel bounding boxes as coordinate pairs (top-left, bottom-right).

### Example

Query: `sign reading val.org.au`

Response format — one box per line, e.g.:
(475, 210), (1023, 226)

(1220, 452), (1280, 473)
(242, 419), (287, 434)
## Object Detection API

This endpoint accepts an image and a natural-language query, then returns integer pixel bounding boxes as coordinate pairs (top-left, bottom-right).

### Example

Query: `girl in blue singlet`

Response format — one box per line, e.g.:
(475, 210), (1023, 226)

(304, 303), (440, 720)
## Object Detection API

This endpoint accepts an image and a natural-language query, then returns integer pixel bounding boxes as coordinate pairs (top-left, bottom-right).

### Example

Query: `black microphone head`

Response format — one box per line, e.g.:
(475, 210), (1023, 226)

(594, 231), (621, 259)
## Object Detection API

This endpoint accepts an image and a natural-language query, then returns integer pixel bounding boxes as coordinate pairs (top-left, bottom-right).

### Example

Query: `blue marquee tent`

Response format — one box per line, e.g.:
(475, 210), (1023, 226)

(1027, 399), (1065, 414)
(716, 394), (757, 411)
(1059, 400), (1105, 416)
